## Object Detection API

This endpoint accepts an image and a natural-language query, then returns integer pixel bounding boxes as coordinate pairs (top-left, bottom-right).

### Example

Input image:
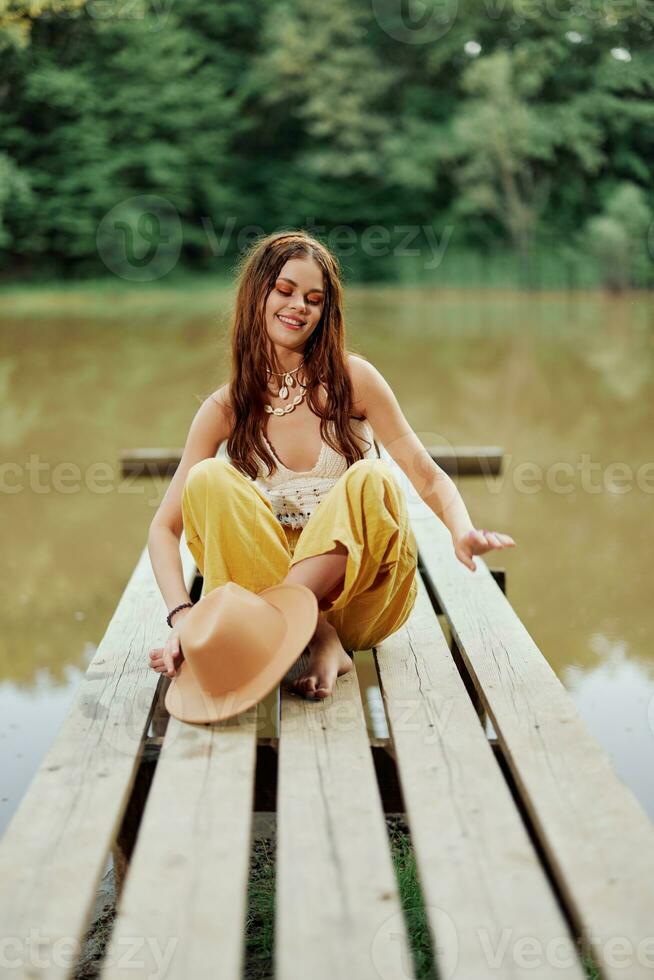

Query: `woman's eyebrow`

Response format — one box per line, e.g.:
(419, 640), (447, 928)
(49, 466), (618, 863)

(277, 276), (324, 295)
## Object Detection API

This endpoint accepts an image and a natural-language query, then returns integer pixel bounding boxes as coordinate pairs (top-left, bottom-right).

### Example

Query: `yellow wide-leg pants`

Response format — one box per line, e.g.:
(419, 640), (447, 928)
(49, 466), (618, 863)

(181, 457), (418, 653)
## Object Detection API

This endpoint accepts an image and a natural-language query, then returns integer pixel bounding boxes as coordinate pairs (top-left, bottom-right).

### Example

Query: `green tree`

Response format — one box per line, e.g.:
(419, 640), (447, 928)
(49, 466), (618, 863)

(0, 0), (265, 272)
(1, 0), (653, 280)
(446, 49), (557, 257)
(584, 182), (653, 290)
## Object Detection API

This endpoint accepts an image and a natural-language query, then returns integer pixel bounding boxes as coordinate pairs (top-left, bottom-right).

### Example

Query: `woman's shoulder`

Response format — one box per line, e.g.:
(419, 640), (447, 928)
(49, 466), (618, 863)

(208, 382), (233, 413)
(345, 352), (371, 373)
(203, 383), (235, 441)
(345, 353), (374, 418)
(345, 352), (377, 382)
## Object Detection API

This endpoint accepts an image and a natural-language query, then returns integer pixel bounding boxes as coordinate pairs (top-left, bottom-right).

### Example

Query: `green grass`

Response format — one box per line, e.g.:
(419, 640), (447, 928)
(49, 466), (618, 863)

(243, 816), (602, 980)
(243, 819), (440, 980)
(386, 816), (439, 980)
(74, 818), (602, 978)
(245, 836), (277, 979)
(0, 268), (236, 294)
(3, 240), (648, 299)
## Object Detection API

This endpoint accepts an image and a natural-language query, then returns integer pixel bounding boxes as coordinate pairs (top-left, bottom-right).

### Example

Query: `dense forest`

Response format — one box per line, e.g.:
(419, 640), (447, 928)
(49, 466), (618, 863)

(1, 0), (653, 286)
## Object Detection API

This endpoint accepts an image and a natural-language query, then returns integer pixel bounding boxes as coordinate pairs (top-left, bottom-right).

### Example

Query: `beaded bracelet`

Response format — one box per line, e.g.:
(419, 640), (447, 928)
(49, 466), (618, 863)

(166, 601), (194, 628)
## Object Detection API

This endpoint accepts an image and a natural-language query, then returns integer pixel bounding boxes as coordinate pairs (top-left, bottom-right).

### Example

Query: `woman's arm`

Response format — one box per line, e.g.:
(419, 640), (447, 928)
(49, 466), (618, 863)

(348, 356), (515, 571)
(148, 387), (232, 612)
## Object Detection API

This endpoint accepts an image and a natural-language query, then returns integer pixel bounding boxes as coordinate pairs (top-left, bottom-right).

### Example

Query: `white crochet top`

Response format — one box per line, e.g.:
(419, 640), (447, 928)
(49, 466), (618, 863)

(252, 417), (378, 529)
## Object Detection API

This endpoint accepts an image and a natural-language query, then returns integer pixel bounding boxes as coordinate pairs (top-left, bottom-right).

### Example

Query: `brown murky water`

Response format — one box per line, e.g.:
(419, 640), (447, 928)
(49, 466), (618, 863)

(1, 283), (653, 834)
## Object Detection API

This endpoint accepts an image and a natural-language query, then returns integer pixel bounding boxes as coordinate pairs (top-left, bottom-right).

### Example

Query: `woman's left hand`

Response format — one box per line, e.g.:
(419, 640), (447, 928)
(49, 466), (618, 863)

(454, 528), (516, 572)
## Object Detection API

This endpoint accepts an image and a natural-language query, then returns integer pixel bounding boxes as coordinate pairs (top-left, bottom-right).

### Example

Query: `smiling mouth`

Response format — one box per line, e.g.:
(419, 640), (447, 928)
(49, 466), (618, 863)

(277, 314), (306, 329)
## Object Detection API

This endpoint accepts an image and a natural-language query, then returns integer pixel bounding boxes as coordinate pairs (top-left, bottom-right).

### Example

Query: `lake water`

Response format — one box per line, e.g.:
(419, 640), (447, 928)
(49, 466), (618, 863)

(1, 283), (653, 836)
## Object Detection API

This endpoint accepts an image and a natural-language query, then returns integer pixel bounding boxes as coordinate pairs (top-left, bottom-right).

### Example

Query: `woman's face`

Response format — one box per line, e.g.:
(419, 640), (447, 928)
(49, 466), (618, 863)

(263, 256), (325, 358)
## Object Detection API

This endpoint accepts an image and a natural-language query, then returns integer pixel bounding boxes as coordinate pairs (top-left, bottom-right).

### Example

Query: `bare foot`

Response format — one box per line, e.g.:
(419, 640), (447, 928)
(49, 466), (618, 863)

(148, 647), (184, 678)
(290, 617), (353, 700)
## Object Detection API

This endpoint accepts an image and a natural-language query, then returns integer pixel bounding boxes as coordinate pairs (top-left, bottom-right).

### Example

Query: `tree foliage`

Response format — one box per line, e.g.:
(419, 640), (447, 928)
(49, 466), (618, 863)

(0, 0), (652, 283)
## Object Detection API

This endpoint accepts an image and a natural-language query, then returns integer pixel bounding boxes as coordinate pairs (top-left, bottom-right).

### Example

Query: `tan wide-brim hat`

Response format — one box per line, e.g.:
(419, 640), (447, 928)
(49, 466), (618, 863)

(164, 581), (319, 724)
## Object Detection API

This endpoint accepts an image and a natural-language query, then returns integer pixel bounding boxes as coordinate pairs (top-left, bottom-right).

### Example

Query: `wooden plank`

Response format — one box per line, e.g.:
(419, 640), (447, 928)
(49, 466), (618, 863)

(375, 575), (587, 979)
(120, 445), (503, 477)
(0, 540), (197, 980)
(120, 449), (184, 477)
(379, 447), (654, 980)
(276, 657), (414, 980)
(101, 709), (259, 980)
(423, 444), (504, 476)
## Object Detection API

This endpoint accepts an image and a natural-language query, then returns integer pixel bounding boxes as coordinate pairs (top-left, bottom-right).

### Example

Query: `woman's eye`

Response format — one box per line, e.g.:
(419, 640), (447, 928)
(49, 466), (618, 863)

(276, 285), (322, 306)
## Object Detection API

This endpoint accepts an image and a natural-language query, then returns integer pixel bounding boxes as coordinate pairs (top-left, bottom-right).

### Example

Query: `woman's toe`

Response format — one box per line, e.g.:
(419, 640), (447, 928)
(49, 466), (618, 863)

(315, 673), (334, 697)
(304, 677), (319, 697)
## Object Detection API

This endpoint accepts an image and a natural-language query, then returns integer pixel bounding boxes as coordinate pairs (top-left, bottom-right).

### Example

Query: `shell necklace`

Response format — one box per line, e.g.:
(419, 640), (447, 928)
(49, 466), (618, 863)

(264, 359), (307, 416)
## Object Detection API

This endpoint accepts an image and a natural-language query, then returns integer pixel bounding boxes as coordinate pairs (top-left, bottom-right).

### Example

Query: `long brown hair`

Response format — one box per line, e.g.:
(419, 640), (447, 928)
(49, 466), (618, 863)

(225, 230), (372, 480)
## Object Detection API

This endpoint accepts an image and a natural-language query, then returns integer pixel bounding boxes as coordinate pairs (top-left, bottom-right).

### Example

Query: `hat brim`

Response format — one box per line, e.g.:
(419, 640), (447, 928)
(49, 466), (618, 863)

(164, 583), (318, 724)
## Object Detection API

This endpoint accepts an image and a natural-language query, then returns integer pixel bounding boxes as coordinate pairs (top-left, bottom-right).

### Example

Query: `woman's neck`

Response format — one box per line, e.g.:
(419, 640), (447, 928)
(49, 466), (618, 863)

(270, 344), (305, 375)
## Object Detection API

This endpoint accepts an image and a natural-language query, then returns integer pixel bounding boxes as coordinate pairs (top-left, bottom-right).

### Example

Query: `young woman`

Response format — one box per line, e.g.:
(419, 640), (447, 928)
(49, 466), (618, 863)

(147, 230), (515, 700)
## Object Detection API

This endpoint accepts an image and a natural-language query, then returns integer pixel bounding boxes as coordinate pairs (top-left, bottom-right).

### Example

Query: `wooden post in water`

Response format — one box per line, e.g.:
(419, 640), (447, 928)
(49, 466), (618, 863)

(120, 445), (504, 477)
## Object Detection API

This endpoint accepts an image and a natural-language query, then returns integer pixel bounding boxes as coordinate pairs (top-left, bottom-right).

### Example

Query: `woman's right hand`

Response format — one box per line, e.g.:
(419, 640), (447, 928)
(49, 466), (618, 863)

(148, 606), (194, 678)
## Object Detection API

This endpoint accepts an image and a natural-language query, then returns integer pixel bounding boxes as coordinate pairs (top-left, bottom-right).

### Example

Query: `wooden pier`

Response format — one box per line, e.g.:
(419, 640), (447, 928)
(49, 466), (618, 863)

(1, 444), (653, 979)
(119, 444), (505, 478)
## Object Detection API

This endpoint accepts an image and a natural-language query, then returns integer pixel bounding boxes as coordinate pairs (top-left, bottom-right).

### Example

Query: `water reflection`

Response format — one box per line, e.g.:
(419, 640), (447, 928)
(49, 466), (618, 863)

(564, 649), (654, 819)
(1, 284), (652, 834)
(0, 661), (92, 833)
